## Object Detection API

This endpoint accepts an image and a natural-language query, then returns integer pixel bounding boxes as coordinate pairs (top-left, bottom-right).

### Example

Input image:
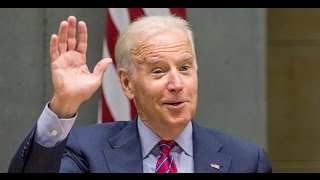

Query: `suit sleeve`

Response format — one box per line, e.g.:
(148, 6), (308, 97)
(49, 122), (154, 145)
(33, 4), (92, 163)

(8, 125), (67, 173)
(256, 147), (272, 173)
(59, 131), (90, 173)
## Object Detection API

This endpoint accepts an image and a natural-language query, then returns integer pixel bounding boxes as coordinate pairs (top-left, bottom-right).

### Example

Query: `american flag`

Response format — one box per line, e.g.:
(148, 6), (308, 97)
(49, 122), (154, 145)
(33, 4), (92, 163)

(98, 8), (187, 123)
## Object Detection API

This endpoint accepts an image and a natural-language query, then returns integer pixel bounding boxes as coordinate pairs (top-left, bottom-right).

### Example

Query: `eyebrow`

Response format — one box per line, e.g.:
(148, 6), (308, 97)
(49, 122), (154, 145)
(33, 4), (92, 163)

(145, 57), (194, 66)
(178, 57), (194, 64)
(145, 58), (161, 64)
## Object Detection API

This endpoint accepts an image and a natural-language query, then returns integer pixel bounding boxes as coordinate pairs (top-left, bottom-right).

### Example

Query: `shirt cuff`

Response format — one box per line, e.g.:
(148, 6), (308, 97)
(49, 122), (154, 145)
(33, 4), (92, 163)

(35, 102), (77, 147)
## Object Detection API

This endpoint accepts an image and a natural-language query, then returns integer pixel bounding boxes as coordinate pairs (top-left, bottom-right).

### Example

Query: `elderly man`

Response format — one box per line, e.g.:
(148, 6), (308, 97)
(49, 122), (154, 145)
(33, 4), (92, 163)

(8, 15), (272, 173)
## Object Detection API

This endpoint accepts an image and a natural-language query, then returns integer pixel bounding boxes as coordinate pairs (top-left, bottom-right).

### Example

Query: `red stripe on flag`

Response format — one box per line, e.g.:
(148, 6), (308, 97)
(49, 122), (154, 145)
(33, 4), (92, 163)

(170, 8), (187, 19)
(100, 9), (120, 123)
(130, 99), (137, 120)
(106, 10), (118, 65)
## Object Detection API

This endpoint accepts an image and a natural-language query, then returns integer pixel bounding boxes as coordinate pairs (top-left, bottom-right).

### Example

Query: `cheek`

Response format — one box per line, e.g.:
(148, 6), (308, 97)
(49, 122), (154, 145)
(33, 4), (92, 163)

(186, 77), (198, 93)
(134, 79), (158, 98)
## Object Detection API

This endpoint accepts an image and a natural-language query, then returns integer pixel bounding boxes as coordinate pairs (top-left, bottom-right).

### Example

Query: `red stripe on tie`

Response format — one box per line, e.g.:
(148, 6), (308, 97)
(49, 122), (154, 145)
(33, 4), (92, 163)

(156, 140), (177, 173)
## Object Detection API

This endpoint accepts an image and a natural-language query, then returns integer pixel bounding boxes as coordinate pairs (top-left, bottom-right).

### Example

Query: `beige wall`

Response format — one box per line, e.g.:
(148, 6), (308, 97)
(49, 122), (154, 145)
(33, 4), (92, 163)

(268, 8), (320, 172)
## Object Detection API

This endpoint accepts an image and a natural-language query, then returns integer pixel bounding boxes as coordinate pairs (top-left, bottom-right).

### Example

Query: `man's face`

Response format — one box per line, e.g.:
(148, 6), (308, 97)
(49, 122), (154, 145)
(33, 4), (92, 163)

(131, 29), (198, 130)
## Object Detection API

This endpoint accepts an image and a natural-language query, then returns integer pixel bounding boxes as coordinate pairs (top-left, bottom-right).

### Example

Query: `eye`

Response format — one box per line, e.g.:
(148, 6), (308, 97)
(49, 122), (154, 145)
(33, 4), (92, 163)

(180, 65), (190, 71)
(152, 68), (164, 74)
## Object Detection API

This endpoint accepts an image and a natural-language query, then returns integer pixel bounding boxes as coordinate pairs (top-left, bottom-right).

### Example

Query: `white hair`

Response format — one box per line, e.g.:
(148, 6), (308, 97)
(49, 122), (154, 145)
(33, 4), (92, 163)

(115, 15), (197, 78)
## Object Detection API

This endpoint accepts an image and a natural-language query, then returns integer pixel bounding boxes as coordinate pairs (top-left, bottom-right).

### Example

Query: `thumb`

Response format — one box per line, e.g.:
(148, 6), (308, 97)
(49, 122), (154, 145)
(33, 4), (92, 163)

(93, 58), (113, 78)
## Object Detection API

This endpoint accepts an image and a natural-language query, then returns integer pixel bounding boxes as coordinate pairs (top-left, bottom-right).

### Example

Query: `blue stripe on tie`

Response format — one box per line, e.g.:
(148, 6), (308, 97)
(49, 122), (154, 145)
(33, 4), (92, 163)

(156, 140), (177, 173)
(165, 157), (174, 173)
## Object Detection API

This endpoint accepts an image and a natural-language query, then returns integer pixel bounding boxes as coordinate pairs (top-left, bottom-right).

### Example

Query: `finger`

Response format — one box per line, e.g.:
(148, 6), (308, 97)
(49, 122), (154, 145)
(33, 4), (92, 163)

(67, 16), (77, 51)
(93, 58), (113, 79)
(58, 21), (68, 54)
(76, 21), (88, 55)
(50, 34), (59, 62)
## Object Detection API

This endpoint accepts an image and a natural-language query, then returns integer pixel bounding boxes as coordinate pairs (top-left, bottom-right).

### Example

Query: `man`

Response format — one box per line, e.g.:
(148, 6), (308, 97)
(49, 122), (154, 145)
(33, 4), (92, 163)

(8, 15), (272, 173)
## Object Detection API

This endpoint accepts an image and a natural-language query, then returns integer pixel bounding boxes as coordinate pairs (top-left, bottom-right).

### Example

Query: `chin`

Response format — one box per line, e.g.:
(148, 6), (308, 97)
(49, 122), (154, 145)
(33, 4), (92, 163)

(167, 116), (191, 126)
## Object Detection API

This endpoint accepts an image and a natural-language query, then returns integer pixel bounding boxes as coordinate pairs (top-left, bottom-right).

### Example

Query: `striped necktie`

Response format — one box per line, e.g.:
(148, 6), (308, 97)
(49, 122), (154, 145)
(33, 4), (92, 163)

(155, 140), (177, 173)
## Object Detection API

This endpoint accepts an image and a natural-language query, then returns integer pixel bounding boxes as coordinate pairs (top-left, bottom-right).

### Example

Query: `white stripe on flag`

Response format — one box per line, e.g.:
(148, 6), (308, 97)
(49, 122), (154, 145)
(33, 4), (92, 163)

(143, 8), (171, 16)
(101, 40), (131, 122)
(109, 8), (131, 33)
(101, 8), (132, 122)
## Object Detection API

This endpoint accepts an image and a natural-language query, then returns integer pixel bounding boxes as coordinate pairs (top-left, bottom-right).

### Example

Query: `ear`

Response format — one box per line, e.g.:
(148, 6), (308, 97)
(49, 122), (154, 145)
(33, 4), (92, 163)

(118, 68), (134, 100)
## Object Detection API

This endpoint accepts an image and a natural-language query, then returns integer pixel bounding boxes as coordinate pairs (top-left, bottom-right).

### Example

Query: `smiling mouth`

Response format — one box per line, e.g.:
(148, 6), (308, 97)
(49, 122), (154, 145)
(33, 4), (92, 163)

(165, 102), (182, 106)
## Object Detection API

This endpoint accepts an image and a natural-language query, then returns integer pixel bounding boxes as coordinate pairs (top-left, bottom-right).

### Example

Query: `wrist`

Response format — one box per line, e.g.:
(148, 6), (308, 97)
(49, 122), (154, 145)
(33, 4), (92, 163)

(49, 95), (80, 118)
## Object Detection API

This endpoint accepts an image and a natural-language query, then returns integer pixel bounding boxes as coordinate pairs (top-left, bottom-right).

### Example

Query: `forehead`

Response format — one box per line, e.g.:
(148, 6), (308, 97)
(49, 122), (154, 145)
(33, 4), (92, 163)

(147, 29), (189, 47)
(132, 29), (192, 59)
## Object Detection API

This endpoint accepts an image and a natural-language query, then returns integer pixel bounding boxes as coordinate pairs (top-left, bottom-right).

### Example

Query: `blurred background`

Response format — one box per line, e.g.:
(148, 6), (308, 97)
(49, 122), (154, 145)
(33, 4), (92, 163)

(0, 8), (319, 173)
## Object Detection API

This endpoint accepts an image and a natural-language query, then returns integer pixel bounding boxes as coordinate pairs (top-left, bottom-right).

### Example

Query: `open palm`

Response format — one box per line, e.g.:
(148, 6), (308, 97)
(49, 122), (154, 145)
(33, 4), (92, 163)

(49, 16), (111, 118)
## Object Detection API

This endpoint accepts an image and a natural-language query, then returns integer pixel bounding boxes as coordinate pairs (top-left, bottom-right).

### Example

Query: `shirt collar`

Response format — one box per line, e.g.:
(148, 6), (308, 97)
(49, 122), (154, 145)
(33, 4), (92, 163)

(137, 116), (193, 159)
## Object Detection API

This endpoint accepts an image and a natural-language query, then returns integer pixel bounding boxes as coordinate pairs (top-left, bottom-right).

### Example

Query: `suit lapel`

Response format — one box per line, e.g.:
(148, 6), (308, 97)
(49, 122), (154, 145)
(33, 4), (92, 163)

(193, 122), (231, 173)
(103, 120), (143, 173)
(102, 120), (232, 173)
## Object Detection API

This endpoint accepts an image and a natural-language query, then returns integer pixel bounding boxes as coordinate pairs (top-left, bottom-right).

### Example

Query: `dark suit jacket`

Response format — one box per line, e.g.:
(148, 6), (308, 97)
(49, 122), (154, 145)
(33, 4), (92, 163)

(8, 120), (272, 173)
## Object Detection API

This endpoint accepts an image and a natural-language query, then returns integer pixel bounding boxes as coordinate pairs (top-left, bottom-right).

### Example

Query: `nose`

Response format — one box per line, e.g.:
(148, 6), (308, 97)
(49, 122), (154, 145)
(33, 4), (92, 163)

(167, 70), (184, 92)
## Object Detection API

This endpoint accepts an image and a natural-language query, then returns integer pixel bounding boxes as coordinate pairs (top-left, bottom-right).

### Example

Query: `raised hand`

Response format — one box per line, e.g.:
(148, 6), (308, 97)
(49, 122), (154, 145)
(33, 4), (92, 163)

(49, 16), (112, 118)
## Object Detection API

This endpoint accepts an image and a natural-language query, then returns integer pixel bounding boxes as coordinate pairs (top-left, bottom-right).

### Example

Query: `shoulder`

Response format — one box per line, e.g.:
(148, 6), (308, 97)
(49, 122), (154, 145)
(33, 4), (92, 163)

(73, 120), (132, 132)
(69, 121), (134, 142)
(194, 122), (272, 172)
(193, 122), (266, 156)
(210, 128), (258, 148)
(195, 122), (272, 172)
